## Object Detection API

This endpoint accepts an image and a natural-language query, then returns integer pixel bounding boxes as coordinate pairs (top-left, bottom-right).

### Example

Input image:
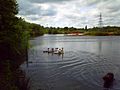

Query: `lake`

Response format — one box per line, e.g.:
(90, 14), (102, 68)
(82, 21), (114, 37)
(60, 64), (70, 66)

(21, 34), (120, 90)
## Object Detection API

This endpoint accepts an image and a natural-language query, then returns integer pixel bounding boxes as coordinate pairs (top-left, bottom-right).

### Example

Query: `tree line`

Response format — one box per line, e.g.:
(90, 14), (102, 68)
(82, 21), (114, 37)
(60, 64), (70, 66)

(10, 19), (120, 36)
(24, 23), (120, 35)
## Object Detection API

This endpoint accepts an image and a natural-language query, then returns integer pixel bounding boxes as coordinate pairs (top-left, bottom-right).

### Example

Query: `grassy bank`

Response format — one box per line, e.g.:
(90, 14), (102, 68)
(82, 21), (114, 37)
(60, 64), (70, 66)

(84, 31), (120, 36)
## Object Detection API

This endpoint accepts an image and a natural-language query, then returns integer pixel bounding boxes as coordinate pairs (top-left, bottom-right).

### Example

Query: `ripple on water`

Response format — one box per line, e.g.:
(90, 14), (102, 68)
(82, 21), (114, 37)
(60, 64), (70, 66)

(21, 50), (120, 90)
(68, 63), (120, 89)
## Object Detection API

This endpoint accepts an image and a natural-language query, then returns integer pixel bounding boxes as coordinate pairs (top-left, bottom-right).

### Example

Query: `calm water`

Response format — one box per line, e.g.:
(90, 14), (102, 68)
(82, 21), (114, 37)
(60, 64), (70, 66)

(21, 35), (120, 90)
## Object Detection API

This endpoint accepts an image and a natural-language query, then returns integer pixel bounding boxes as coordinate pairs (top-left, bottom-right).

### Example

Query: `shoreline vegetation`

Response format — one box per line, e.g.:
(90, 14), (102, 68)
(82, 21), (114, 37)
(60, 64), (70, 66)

(0, 0), (120, 90)
(44, 26), (120, 36)
(26, 23), (120, 37)
(33, 26), (120, 37)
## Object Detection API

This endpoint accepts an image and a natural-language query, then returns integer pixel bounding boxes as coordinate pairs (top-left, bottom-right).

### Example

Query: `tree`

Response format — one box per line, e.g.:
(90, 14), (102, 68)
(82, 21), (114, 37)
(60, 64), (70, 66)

(0, 1), (30, 89)
(0, 0), (18, 31)
(85, 25), (87, 30)
(0, 0), (29, 65)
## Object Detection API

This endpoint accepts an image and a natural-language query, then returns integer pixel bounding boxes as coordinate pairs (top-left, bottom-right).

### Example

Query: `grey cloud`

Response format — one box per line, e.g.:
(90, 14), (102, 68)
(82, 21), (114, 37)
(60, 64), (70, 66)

(18, 0), (36, 15)
(97, 0), (120, 12)
(41, 10), (56, 16)
(17, 0), (120, 27)
(107, 5), (120, 14)
(26, 17), (38, 21)
(103, 1), (120, 13)
(19, 6), (57, 16)
(18, 0), (57, 17)
(18, 0), (32, 11)
(28, 0), (73, 3)
(108, 7), (120, 13)
(86, 0), (100, 6)
(19, 8), (38, 16)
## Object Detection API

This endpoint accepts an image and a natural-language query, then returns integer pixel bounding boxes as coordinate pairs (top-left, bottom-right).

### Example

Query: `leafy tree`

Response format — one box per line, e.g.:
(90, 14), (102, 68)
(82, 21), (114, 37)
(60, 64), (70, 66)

(28, 23), (44, 37)
(0, 0), (18, 31)
(0, 0), (29, 66)
(0, 0), (30, 89)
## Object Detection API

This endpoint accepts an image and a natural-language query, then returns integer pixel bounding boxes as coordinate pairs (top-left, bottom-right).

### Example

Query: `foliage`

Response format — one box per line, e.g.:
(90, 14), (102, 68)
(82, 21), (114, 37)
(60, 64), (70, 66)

(42, 26), (120, 35)
(0, 0), (30, 62)
(0, 60), (18, 90)
(29, 23), (44, 37)
(84, 31), (109, 36)
(0, 1), (30, 90)
(0, 0), (18, 31)
(84, 26), (120, 36)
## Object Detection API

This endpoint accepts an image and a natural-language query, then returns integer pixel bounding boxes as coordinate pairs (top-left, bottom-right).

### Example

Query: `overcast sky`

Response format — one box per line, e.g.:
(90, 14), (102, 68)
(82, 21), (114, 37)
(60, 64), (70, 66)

(17, 0), (120, 28)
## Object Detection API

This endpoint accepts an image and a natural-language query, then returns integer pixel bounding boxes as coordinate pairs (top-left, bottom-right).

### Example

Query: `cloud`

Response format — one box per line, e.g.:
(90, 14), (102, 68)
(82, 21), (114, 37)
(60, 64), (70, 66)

(28, 0), (73, 4)
(17, 0), (120, 28)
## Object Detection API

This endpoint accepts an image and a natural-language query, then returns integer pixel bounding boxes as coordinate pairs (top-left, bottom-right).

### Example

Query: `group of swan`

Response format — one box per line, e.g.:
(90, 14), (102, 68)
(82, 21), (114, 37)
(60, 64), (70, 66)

(43, 48), (64, 54)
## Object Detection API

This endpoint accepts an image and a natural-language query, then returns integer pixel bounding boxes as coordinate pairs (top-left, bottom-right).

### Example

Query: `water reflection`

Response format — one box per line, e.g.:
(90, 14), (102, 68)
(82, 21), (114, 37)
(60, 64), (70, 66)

(21, 35), (120, 90)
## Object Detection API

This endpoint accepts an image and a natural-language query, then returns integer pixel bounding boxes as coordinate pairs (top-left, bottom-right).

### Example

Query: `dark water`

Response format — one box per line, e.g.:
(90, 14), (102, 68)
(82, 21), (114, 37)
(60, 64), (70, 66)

(21, 35), (120, 90)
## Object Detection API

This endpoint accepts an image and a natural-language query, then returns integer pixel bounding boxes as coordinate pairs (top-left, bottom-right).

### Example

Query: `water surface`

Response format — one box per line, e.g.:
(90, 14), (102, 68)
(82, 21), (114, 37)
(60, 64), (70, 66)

(21, 35), (120, 90)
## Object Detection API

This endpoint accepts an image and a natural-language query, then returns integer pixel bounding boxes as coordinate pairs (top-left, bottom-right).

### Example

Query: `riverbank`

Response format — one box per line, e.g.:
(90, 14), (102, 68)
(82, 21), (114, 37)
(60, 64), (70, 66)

(0, 60), (30, 90)
(64, 31), (120, 36)
(50, 32), (120, 36)
(44, 31), (120, 36)
(0, 48), (29, 90)
(84, 31), (120, 36)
